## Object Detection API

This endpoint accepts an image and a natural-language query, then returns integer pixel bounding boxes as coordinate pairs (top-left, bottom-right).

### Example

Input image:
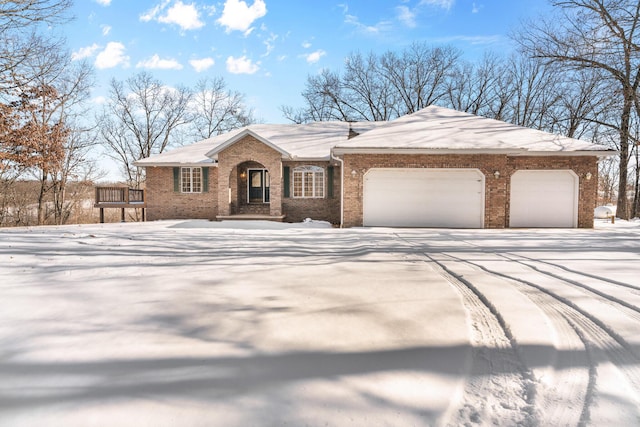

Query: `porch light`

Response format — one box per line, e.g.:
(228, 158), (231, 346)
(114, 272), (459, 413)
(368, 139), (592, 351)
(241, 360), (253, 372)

(585, 172), (592, 181)
(493, 170), (500, 179)
(351, 169), (357, 178)
(240, 171), (246, 179)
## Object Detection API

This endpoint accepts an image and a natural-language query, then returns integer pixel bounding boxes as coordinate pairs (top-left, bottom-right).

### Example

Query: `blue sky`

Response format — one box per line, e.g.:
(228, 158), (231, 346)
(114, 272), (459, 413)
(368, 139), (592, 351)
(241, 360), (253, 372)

(63, 0), (551, 124)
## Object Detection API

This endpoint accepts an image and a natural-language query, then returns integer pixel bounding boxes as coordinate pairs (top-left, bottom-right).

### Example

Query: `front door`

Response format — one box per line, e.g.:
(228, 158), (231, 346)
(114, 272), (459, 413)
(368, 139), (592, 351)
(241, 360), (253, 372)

(248, 169), (270, 203)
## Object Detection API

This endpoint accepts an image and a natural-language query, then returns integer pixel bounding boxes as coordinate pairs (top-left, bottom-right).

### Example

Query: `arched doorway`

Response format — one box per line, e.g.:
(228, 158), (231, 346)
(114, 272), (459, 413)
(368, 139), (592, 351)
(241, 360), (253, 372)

(232, 160), (270, 215)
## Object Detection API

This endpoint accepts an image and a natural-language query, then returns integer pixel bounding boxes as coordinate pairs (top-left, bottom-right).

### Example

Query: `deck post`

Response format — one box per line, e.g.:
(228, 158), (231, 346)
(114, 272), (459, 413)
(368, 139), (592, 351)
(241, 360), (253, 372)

(100, 208), (104, 224)
(121, 208), (125, 222)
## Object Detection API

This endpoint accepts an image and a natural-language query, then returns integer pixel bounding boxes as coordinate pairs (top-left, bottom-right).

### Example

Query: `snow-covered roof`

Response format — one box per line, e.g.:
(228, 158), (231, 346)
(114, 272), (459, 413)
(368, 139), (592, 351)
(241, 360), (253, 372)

(334, 106), (614, 155)
(135, 106), (614, 167)
(135, 121), (385, 166)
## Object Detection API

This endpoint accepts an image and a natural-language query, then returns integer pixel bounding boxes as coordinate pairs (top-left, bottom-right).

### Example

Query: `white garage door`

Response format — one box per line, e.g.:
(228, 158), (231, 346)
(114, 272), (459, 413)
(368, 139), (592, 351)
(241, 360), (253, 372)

(363, 168), (485, 228)
(510, 170), (578, 228)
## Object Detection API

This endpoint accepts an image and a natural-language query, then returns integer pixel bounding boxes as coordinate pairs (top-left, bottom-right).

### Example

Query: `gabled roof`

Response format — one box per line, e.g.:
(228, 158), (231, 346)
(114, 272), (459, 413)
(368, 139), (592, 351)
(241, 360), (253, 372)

(135, 121), (385, 166)
(205, 128), (292, 158)
(333, 105), (614, 155)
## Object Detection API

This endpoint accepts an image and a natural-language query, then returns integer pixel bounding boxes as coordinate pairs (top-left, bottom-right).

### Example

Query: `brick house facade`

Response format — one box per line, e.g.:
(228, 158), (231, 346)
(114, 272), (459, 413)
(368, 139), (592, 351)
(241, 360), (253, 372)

(136, 106), (613, 228)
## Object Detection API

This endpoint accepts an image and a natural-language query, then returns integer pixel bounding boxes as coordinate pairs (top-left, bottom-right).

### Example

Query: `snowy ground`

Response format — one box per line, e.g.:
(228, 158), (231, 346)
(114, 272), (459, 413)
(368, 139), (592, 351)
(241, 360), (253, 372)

(0, 218), (639, 426)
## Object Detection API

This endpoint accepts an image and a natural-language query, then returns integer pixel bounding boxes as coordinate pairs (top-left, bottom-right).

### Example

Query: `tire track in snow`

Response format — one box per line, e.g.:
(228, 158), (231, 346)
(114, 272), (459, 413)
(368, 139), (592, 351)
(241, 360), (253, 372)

(441, 252), (640, 425)
(428, 255), (537, 427)
(433, 253), (589, 427)
(500, 253), (640, 327)
(393, 234), (537, 426)
(511, 254), (640, 294)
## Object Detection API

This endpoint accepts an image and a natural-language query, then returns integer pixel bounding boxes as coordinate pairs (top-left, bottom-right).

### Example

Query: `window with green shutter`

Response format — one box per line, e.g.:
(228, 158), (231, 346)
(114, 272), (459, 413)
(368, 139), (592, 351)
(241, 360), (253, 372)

(173, 167), (180, 192)
(202, 168), (209, 192)
(327, 166), (334, 198)
(283, 166), (290, 198)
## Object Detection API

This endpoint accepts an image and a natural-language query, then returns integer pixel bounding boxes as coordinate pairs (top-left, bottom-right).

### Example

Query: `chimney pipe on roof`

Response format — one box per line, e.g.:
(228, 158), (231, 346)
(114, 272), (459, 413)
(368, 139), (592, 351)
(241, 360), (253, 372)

(348, 121), (359, 139)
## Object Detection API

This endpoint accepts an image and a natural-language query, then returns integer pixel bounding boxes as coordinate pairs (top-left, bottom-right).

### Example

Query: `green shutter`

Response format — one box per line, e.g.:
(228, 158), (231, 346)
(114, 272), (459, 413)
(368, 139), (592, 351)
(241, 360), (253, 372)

(202, 168), (209, 192)
(283, 166), (290, 198)
(173, 167), (180, 192)
(327, 166), (334, 198)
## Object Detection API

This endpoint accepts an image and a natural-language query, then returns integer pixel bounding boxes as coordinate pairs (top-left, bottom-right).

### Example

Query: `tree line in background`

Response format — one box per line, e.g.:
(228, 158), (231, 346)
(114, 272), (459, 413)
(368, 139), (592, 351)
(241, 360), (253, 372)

(0, 1), (254, 226)
(1, 0), (640, 226)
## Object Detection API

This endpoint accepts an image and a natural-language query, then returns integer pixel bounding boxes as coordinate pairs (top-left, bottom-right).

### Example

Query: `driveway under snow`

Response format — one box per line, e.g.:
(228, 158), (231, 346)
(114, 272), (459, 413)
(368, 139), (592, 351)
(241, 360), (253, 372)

(0, 219), (639, 426)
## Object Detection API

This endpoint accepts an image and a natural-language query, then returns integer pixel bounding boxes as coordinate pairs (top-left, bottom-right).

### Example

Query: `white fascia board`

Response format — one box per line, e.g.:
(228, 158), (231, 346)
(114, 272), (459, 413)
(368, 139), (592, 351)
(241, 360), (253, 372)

(205, 128), (292, 159)
(331, 147), (617, 157)
(331, 147), (524, 156)
(507, 150), (617, 157)
(288, 155), (332, 162)
(133, 161), (217, 168)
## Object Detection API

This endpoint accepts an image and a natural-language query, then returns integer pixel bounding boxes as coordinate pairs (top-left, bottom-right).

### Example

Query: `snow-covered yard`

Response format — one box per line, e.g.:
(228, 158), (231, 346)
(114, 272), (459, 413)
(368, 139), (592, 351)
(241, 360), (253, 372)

(0, 219), (639, 426)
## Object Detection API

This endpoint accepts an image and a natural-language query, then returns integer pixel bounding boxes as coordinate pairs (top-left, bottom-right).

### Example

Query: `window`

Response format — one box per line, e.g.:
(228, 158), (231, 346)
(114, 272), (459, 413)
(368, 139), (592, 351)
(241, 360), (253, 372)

(293, 166), (324, 198)
(181, 167), (202, 193)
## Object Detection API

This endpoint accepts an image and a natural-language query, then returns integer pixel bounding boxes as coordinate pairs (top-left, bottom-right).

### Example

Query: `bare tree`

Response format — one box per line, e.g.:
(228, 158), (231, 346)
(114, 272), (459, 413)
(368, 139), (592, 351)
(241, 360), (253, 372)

(285, 43), (462, 123)
(380, 43), (461, 116)
(190, 77), (255, 139)
(299, 68), (352, 122)
(516, 0), (640, 218)
(341, 52), (395, 121)
(0, 0), (72, 32)
(0, 1), (72, 91)
(446, 53), (504, 117)
(98, 72), (193, 187)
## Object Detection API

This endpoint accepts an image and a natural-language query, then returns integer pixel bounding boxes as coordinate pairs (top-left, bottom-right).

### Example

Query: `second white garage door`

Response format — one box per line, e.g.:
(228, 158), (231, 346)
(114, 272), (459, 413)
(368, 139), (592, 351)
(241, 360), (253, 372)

(509, 170), (578, 228)
(363, 168), (485, 228)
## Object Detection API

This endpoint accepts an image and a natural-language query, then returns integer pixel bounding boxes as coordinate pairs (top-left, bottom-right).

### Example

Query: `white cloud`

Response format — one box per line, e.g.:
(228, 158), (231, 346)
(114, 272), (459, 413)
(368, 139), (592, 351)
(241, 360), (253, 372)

(159, 1), (204, 30)
(396, 6), (416, 28)
(140, 0), (170, 22)
(472, 2), (480, 13)
(430, 34), (501, 45)
(95, 42), (129, 69)
(302, 41), (312, 49)
(262, 33), (278, 57)
(94, 0), (111, 6)
(136, 54), (183, 70)
(141, 1), (203, 31)
(101, 24), (112, 36)
(92, 96), (107, 105)
(304, 50), (326, 64)
(189, 57), (215, 72)
(344, 13), (392, 35)
(71, 43), (100, 61)
(419, 0), (454, 10)
(226, 55), (259, 74)
(217, 0), (267, 34)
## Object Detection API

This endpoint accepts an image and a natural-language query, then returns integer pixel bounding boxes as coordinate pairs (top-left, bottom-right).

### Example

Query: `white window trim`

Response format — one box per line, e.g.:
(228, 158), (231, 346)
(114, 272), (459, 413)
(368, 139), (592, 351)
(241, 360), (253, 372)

(181, 167), (202, 193)
(293, 165), (324, 198)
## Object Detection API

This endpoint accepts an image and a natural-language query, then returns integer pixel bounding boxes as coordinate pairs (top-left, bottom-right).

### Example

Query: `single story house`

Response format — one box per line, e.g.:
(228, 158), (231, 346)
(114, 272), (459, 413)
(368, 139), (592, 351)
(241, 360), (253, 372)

(135, 105), (615, 228)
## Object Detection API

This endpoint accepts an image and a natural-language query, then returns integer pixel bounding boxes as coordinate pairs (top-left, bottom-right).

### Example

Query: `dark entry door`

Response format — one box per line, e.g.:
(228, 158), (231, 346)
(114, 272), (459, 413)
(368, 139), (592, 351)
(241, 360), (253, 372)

(248, 169), (269, 203)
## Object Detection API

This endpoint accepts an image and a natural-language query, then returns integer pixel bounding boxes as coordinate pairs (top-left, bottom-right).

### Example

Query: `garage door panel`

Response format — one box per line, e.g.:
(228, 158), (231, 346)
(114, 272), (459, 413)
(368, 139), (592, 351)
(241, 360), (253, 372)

(363, 168), (484, 228)
(509, 170), (578, 228)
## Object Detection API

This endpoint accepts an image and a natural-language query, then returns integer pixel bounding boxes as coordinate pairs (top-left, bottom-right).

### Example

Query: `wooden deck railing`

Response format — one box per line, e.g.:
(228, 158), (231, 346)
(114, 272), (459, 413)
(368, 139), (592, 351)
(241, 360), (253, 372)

(94, 186), (146, 223)
(95, 186), (145, 205)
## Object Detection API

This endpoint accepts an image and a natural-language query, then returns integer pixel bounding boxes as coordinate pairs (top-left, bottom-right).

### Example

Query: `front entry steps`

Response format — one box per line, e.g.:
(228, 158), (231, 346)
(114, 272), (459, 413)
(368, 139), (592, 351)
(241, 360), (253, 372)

(216, 214), (286, 222)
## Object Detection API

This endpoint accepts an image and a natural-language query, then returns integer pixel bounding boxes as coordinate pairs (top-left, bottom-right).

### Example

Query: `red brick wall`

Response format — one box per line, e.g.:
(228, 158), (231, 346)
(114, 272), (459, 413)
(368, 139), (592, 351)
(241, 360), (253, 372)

(340, 153), (598, 228)
(145, 166), (218, 221)
(282, 160), (341, 224)
(508, 156), (597, 228)
(217, 136), (283, 217)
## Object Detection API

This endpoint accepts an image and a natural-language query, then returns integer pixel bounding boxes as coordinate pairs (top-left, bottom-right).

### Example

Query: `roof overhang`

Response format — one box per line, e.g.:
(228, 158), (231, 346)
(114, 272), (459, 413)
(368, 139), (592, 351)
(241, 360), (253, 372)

(133, 161), (217, 168)
(331, 147), (618, 157)
(205, 128), (292, 159)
